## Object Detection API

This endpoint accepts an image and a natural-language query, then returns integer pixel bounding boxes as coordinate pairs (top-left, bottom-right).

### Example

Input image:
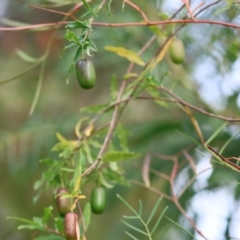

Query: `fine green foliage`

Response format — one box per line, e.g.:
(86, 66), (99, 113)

(117, 195), (168, 240)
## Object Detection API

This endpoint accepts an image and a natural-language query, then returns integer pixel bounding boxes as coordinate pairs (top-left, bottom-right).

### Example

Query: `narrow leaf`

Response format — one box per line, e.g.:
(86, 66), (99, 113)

(117, 194), (138, 216)
(16, 49), (40, 63)
(83, 203), (91, 230)
(123, 215), (139, 219)
(121, 220), (148, 236)
(105, 46), (145, 66)
(125, 231), (139, 240)
(149, 36), (173, 70)
(165, 216), (198, 240)
(147, 197), (163, 225)
(102, 152), (140, 162)
(205, 122), (228, 146)
(151, 205), (168, 234)
(34, 235), (65, 240)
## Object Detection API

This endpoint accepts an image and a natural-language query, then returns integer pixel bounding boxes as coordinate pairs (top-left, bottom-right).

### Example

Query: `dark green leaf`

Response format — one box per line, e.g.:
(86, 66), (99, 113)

(64, 30), (80, 44)
(80, 103), (109, 113)
(66, 21), (90, 29)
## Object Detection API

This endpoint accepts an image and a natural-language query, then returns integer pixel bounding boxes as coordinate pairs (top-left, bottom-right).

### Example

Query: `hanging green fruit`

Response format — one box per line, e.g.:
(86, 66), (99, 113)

(169, 38), (185, 64)
(90, 187), (106, 214)
(75, 59), (96, 89)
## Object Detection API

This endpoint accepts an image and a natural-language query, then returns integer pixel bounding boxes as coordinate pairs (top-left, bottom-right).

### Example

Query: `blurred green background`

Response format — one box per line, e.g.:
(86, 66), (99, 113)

(1, 1), (240, 239)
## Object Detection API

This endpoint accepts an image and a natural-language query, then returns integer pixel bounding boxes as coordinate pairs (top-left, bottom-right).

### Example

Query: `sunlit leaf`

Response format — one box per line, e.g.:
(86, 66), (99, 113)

(105, 46), (145, 66)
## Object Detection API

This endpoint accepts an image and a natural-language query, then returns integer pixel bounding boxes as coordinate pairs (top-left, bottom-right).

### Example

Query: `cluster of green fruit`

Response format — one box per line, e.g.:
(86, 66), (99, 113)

(56, 187), (106, 240)
(75, 38), (184, 91)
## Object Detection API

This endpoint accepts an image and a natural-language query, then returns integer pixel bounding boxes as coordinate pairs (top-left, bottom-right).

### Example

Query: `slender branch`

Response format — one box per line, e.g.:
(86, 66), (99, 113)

(129, 180), (173, 201)
(125, 0), (150, 23)
(1, 18), (240, 31)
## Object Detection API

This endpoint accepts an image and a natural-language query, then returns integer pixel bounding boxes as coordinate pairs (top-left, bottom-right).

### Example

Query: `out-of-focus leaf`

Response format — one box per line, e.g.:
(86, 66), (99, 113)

(149, 36), (173, 70)
(102, 152), (140, 162)
(83, 203), (91, 230)
(34, 235), (65, 240)
(42, 206), (53, 225)
(110, 74), (118, 100)
(80, 103), (109, 113)
(116, 124), (130, 151)
(16, 49), (40, 63)
(105, 46), (145, 66)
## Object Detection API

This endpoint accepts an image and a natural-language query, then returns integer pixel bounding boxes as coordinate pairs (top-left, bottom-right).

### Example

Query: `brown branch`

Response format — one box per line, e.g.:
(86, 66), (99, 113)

(1, 18), (240, 31)
(125, 0), (149, 23)
(129, 180), (173, 201)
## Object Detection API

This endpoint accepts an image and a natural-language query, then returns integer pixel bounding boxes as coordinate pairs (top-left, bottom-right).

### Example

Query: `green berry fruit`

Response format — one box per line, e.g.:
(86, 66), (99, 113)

(169, 39), (185, 64)
(75, 59), (96, 89)
(90, 187), (106, 214)
(56, 188), (71, 217)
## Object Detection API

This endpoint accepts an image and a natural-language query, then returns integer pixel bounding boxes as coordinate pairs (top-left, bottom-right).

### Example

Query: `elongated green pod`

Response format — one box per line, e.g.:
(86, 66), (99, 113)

(169, 39), (185, 64)
(75, 59), (96, 89)
(90, 187), (106, 214)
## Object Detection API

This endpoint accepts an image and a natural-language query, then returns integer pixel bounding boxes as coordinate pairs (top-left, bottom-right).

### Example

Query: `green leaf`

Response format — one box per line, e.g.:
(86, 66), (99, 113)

(147, 197), (163, 225)
(205, 122), (228, 146)
(66, 21), (90, 29)
(110, 74), (118, 100)
(42, 206), (53, 225)
(125, 231), (139, 240)
(123, 215), (139, 219)
(64, 30), (80, 44)
(116, 124), (130, 151)
(146, 86), (168, 107)
(83, 203), (91, 230)
(80, 103), (109, 113)
(54, 217), (64, 234)
(102, 152), (140, 162)
(66, 62), (75, 84)
(34, 235), (65, 240)
(165, 216), (198, 240)
(123, 73), (138, 80)
(16, 49), (40, 63)
(117, 194), (138, 216)
(8, 216), (44, 231)
(138, 200), (143, 217)
(108, 0), (113, 16)
(151, 205), (168, 234)
(105, 46), (145, 66)
(121, 220), (148, 236)
(82, 0), (92, 9)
